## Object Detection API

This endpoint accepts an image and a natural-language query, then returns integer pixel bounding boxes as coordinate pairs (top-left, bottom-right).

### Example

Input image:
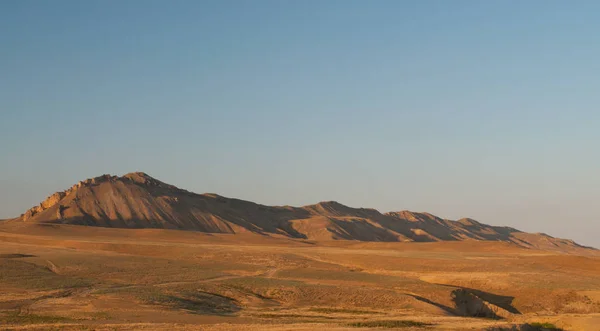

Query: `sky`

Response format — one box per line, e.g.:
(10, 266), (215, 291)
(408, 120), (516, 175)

(1, 1), (599, 247)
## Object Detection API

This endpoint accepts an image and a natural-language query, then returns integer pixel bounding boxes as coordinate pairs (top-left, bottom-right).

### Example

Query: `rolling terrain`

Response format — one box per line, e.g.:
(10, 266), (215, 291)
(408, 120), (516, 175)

(1, 172), (599, 330)
(1, 224), (600, 330)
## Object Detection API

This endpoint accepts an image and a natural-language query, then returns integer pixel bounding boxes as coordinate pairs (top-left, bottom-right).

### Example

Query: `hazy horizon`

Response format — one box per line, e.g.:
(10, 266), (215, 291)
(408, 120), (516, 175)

(2, 1), (599, 247)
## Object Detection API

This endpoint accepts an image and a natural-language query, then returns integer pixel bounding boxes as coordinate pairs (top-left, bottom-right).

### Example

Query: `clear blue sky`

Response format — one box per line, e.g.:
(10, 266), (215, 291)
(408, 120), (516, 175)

(1, 1), (599, 246)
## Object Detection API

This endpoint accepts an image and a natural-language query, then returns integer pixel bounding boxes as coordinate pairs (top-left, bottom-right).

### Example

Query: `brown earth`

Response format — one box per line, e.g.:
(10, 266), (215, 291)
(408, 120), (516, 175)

(0, 223), (599, 330)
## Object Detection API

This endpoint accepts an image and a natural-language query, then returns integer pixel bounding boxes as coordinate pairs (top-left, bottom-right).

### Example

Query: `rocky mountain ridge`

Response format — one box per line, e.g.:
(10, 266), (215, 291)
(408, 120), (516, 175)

(14, 172), (594, 253)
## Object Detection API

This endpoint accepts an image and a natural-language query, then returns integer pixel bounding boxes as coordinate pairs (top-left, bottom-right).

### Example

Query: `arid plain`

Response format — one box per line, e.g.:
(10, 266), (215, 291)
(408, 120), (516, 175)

(1, 174), (599, 330)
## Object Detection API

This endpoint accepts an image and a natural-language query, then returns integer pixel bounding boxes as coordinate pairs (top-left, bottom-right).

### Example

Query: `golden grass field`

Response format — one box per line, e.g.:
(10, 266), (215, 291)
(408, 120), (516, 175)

(1, 222), (599, 330)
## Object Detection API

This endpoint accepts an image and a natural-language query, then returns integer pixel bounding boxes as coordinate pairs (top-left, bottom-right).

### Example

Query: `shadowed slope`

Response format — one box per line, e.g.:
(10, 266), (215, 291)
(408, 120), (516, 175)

(386, 211), (522, 242)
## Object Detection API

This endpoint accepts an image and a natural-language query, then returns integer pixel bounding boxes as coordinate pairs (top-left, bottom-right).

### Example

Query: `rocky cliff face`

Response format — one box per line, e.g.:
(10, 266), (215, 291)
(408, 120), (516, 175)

(16, 172), (595, 253)
(22, 175), (118, 221)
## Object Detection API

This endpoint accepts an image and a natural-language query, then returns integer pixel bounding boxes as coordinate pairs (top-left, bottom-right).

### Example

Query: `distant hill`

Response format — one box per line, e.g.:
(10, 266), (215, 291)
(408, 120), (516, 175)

(12, 172), (594, 253)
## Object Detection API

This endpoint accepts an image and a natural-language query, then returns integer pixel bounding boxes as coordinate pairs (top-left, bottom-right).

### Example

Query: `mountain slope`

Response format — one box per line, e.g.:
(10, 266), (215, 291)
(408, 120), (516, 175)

(14, 172), (595, 252)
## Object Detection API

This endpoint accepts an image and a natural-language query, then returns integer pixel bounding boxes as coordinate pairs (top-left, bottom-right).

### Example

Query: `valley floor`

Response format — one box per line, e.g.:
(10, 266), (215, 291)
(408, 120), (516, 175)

(1, 223), (599, 330)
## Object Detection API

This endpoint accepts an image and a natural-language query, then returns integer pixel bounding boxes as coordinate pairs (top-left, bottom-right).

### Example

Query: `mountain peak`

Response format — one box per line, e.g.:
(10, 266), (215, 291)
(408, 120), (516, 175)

(122, 171), (152, 179)
(457, 218), (481, 226)
(122, 171), (158, 184)
(306, 201), (357, 214)
(315, 200), (344, 208)
(120, 171), (180, 191)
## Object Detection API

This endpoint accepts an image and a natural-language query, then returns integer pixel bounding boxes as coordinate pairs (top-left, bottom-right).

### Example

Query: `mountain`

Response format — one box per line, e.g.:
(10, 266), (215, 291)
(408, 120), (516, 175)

(13, 172), (594, 252)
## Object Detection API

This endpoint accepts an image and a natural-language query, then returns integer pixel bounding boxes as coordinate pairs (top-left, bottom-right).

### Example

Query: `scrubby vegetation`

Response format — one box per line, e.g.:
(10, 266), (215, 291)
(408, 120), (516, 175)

(0, 259), (92, 289)
(253, 313), (334, 319)
(486, 322), (563, 331)
(529, 322), (561, 330)
(0, 312), (72, 325)
(309, 307), (380, 314)
(347, 320), (430, 328)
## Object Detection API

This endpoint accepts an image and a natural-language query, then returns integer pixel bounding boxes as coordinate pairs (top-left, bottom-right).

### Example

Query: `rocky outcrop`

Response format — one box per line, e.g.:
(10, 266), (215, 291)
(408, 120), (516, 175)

(21, 174), (116, 221)
(452, 289), (514, 319)
(23, 192), (66, 221)
(40, 192), (66, 209)
(485, 324), (563, 331)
